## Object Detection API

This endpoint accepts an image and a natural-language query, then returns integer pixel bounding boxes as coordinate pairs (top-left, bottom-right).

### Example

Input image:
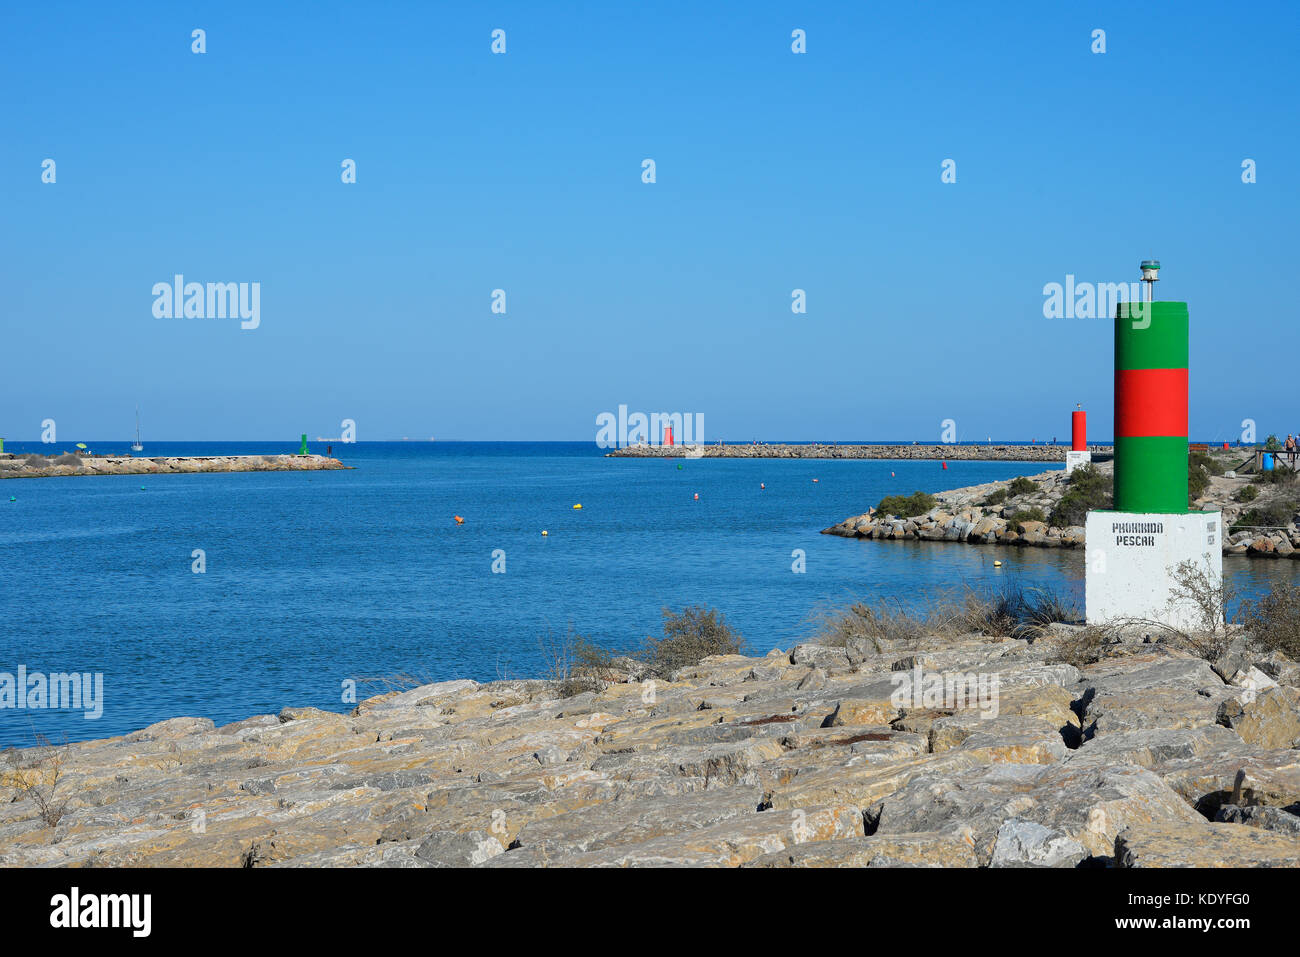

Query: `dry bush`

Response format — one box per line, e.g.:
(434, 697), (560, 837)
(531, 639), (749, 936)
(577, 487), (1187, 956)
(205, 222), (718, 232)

(540, 627), (622, 697)
(1043, 625), (1114, 670)
(816, 599), (949, 651)
(1164, 558), (1236, 661)
(352, 672), (438, 696)
(815, 583), (1078, 651)
(639, 606), (743, 677)
(2, 736), (71, 829)
(1100, 559), (1236, 663)
(958, 583), (1079, 640)
(1238, 583), (1300, 661)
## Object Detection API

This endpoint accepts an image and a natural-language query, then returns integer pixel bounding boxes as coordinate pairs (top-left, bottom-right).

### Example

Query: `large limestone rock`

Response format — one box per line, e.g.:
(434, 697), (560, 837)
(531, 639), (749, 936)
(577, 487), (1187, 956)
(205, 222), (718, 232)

(871, 761), (1203, 866)
(516, 804), (864, 867)
(743, 831), (979, 868)
(1115, 821), (1300, 868)
(1216, 687), (1300, 749)
(1213, 804), (1300, 836)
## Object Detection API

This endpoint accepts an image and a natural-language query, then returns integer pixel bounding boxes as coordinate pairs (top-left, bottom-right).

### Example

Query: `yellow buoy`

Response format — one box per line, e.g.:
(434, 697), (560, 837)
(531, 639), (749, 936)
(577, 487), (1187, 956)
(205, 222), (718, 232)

(541, 530), (548, 536)
(572, 504), (582, 510)
(993, 560), (1003, 567)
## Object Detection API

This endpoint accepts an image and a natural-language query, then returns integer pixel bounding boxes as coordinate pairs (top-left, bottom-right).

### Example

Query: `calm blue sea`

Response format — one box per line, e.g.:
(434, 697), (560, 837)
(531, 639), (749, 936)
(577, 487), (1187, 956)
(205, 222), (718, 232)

(0, 441), (1290, 746)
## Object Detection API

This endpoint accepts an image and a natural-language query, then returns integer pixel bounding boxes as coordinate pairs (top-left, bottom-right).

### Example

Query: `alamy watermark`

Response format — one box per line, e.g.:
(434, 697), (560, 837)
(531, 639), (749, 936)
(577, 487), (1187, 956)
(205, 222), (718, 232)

(152, 275), (260, 330)
(890, 666), (999, 719)
(1, 666), (104, 720)
(595, 405), (704, 448)
(1043, 275), (1150, 322)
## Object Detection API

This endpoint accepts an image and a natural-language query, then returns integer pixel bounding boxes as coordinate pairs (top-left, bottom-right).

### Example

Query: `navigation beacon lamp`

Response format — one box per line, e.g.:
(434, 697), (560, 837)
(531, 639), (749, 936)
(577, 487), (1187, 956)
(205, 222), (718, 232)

(1084, 261), (1222, 630)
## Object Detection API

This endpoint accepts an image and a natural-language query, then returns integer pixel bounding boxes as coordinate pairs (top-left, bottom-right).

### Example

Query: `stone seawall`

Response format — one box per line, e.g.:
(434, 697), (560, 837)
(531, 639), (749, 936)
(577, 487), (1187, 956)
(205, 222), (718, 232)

(1, 626), (1297, 867)
(0, 453), (346, 479)
(607, 444), (1112, 461)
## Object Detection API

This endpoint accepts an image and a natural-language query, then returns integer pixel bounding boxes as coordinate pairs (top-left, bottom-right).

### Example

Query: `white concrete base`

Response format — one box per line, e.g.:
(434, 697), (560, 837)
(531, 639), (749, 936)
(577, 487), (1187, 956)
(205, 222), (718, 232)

(1084, 510), (1223, 631)
(1064, 450), (1092, 475)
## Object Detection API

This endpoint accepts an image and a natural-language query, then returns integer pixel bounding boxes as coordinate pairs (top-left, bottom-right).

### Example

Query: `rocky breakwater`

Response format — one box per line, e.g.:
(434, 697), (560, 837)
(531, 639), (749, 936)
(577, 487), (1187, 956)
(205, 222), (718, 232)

(824, 458), (1300, 558)
(2, 626), (1297, 867)
(824, 466), (1088, 549)
(0, 453), (345, 479)
(607, 444), (1111, 462)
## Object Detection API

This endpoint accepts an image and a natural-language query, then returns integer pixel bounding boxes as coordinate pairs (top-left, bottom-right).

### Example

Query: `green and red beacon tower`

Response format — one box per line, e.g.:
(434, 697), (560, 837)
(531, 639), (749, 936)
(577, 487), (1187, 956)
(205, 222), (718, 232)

(1084, 260), (1222, 630)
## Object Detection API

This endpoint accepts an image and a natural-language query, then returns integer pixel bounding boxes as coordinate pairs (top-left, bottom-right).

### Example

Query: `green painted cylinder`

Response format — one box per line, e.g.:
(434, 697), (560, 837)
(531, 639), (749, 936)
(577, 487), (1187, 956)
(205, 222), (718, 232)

(1113, 301), (1189, 514)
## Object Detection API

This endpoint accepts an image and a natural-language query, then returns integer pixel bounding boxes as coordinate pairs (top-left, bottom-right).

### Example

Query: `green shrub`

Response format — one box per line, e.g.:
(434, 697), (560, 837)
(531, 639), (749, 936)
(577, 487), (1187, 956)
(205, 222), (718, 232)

(1256, 467), (1297, 486)
(1189, 451), (1218, 476)
(1231, 498), (1297, 532)
(1235, 484), (1258, 503)
(640, 606), (743, 677)
(982, 488), (1008, 506)
(874, 491), (936, 519)
(1188, 457), (1211, 503)
(1048, 464), (1112, 528)
(1004, 508), (1047, 532)
(1008, 477), (1037, 496)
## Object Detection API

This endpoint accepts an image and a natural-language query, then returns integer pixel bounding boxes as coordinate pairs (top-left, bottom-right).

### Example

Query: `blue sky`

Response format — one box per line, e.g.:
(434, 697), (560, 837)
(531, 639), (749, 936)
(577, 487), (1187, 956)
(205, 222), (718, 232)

(2, 1), (1297, 442)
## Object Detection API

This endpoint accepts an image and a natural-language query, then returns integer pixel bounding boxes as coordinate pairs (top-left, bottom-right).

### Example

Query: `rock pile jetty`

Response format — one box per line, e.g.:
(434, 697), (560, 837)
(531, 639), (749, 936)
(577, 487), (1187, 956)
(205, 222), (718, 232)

(2, 624), (1296, 866)
(0, 453), (345, 479)
(607, 444), (1110, 462)
(824, 459), (1300, 558)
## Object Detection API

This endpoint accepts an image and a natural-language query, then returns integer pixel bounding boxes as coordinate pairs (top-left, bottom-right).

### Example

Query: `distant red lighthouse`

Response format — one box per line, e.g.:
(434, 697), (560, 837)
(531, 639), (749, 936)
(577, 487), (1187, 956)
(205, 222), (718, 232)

(663, 423), (674, 446)
(1072, 405), (1087, 451)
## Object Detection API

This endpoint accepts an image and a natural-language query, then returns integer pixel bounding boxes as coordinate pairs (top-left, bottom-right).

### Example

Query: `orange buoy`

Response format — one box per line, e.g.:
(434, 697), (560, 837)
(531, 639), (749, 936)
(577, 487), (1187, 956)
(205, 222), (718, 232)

(941, 462), (947, 469)
(760, 483), (765, 490)
(812, 478), (819, 483)
(693, 493), (699, 500)
(453, 515), (464, 525)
